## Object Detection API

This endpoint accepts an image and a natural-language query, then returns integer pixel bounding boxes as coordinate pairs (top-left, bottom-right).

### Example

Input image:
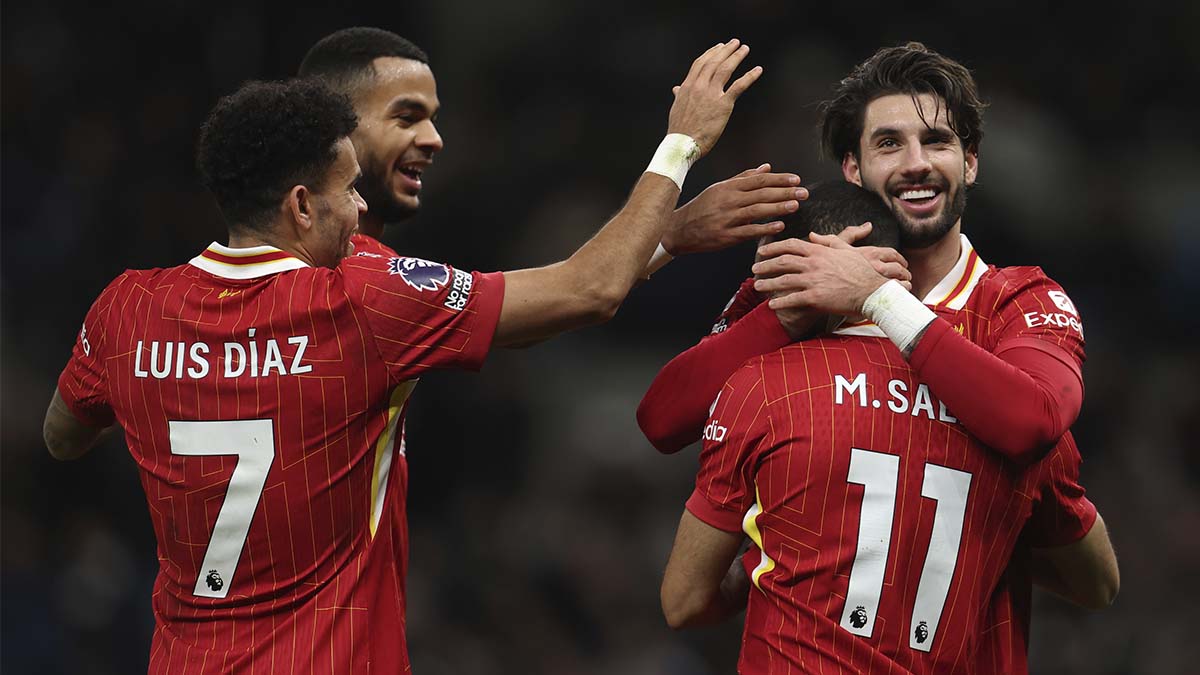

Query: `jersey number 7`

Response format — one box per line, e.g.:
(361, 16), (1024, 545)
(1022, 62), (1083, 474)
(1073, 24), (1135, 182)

(169, 420), (275, 599)
(839, 447), (972, 652)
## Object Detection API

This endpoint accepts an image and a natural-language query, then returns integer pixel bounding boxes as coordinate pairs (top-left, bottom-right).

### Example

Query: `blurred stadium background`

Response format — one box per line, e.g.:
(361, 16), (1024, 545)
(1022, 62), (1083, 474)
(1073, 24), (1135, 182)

(3, 2), (1198, 673)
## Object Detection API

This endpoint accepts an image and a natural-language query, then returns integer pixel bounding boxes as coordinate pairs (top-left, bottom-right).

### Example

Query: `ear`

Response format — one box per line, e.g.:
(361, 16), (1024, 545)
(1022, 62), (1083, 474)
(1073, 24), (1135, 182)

(285, 185), (315, 234)
(841, 153), (863, 186)
(964, 149), (979, 187)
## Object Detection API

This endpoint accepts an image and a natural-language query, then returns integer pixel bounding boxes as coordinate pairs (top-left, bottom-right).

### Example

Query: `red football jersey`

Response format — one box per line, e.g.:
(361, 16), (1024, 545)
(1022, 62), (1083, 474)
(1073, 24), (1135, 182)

(974, 435), (1097, 675)
(821, 234), (1085, 377)
(687, 334), (1093, 674)
(58, 242), (504, 674)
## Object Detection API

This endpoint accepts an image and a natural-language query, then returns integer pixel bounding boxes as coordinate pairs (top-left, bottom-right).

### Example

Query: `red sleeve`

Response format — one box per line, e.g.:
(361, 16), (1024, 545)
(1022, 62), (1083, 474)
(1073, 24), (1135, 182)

(341, 255), (505, 381)
(1023, 433), (1098, 548)
(57, 276), (121, 427)
(985, 267), (1085, 370)
(685, 361), (769, 533)
(638, 302), (791, 454)
(708, 277), (763, 335)
(909, 318), (1083, 465)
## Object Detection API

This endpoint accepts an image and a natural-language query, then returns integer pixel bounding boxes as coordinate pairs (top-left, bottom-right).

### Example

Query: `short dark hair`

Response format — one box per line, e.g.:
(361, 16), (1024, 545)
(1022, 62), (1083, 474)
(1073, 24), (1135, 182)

(778, 181), (900, 248)
(196, 79), (358, 231)
(298, 27), (429, 97)
(819, 42), (986, 162)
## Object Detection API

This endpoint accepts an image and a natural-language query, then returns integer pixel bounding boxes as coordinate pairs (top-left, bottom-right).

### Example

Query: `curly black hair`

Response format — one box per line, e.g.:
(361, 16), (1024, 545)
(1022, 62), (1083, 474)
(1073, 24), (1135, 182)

(196, 79), (358, 231)
(778, 181), (900, 249)
(820, 42), (986, 162)
(298, 27), (428, 97)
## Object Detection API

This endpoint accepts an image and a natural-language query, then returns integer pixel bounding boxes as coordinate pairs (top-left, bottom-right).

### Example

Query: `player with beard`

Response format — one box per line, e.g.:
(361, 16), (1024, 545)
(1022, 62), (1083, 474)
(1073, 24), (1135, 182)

(641, 42), (1087, 469)
(44, 39), (768, 673)
(649, 183), (1116, 674)
(640, 42), (1113, 674)
(298, 27), (807, 263)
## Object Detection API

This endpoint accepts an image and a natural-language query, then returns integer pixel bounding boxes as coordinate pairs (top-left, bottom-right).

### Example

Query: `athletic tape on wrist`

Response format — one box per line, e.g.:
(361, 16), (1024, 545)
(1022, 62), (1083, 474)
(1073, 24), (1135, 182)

(645, 134), (701, 190)
(861, 280), (937, 354)
(645, 243), (674, 277)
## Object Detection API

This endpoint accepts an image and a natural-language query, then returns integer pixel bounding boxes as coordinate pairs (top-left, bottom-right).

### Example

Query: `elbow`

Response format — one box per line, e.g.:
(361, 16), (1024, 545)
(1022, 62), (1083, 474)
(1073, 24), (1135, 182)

(987, 420), (1061, 467)
(636, 398), (678, 454)
(660, 584), (712, 630)
(1087, 567), (1121, 610)
(43, 424), (77, 462)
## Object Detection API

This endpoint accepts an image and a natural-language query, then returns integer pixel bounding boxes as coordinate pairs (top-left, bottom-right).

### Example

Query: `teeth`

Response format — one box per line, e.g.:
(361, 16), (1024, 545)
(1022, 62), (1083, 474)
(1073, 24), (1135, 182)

(900, 189), (936, 201)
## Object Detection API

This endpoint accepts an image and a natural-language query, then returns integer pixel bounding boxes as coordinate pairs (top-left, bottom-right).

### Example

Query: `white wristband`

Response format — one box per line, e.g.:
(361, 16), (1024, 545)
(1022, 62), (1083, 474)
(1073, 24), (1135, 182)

(644, 243), (674, 277)
(645, 133), (701, 190)
(861, 280), (937, 355)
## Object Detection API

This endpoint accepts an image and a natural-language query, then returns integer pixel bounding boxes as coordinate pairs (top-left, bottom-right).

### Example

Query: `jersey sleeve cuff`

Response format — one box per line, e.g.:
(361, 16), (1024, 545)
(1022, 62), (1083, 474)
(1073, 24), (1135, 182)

(908, 317), (954, 371)
(685, 488), (746, 534)
(459, 271), (506, 371)
(1029, 496), (1099, 548)
(56, 372), (116, 428)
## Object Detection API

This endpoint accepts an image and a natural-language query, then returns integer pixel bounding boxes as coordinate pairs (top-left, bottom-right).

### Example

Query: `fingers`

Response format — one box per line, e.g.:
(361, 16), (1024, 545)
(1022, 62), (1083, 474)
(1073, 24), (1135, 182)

(808, 232), (854, 250)
(757, 237), (817, 260)
(727, 221), (785, 244)
(735, 172), (803, 191)
(711, 42), (750, 88)
(861, 246), (908, 267)
(751, 253), (810, 278)
(767, 291), (809, 311)
(754, 274), (807, 296)
(725, 64), (763, 100)
(732, 163), (771, 179)
(696, 39), (743, 86)
(736, 200), (799, 222)
(684, 42), (726, 86)
(873, 261), (912, 283)
(836, 222), (873, 244)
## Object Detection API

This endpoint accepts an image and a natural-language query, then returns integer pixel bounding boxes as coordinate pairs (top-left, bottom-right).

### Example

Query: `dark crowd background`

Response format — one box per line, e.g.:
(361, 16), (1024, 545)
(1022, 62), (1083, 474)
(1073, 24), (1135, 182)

(3, 1), (1198, 673)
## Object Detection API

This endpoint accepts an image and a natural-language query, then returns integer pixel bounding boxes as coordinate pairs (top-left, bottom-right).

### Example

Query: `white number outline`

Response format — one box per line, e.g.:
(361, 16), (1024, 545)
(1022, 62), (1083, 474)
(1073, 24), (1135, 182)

(840, 448), (972, 651)
(169, 419), (275, 599)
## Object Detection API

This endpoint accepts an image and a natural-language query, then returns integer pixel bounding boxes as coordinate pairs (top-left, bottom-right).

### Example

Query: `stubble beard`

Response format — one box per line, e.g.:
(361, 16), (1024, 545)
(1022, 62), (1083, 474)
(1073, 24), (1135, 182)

(895, 182), (967, 250)
(357, 163), (419, 226)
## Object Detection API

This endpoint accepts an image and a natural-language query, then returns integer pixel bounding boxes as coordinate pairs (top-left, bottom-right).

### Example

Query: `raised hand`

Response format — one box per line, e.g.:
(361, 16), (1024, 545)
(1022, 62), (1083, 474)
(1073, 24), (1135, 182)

(667, 39), (762, 157)
(664, 164), (805, 255)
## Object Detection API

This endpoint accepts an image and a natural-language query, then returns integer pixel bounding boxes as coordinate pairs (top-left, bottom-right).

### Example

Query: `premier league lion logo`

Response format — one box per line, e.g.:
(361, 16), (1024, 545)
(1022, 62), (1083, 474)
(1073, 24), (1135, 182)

(914, 620), (930, 644)
(205, 569), (224, 592)
(388, 257), (450, 292)
(849, 605), (868, 628)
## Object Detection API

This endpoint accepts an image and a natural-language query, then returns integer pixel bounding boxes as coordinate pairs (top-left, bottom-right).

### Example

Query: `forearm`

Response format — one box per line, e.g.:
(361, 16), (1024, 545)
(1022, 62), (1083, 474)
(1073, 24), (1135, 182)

(638, 303), (791, 453)
(1031, 515), (1119, 610)
(565, 172), (681, 308)
(908, 319), (1082, 464)
(494, 173), (681, 347)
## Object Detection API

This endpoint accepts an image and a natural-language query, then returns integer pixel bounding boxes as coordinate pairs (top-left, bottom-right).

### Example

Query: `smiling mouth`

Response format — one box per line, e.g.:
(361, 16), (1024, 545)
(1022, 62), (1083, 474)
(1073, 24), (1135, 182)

(896, 187), (940, 205)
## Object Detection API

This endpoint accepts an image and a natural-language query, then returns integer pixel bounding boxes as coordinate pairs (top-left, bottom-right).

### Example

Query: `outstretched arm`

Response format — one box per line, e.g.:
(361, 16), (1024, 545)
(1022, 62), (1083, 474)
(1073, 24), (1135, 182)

(494, 40), (762, 347)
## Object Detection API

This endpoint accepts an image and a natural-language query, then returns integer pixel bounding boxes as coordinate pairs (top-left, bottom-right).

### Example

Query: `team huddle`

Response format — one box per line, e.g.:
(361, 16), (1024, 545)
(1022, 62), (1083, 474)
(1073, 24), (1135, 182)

(44, 27), (1117, 674)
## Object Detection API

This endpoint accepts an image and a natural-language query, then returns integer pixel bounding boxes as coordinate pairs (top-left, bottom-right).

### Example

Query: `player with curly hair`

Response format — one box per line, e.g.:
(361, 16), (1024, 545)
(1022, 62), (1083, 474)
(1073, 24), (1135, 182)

(45, 39), (766, 673)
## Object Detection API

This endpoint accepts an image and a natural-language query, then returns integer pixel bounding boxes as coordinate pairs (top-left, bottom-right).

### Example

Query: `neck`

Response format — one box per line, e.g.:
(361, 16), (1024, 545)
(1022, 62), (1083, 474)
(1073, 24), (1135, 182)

(905, 223), (962, 300)
(356, 212), (385, 241)
(226, 228), (318, 267)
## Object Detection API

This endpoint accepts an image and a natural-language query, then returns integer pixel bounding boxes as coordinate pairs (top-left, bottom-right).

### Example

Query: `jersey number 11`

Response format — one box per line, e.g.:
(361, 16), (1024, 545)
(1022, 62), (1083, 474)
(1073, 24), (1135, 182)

(840, 447), (972, 652)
